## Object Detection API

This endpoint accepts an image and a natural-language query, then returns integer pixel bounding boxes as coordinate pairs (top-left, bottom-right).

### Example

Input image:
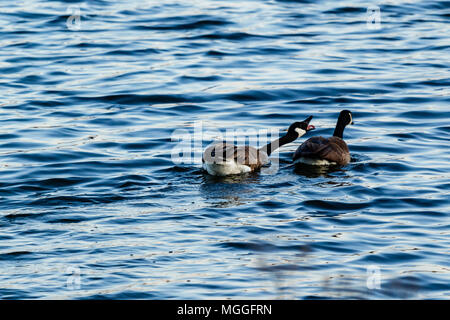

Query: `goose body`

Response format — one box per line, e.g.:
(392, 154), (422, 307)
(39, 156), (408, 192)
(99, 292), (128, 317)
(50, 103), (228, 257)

(203, 116), (314, 176)
(202, 144), (268, 176)
(293, 110), (353, 166)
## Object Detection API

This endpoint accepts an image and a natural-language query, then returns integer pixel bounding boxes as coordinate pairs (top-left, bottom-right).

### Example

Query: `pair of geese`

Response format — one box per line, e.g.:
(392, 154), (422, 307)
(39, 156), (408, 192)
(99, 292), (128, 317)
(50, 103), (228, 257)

(203, 110), (353, 176)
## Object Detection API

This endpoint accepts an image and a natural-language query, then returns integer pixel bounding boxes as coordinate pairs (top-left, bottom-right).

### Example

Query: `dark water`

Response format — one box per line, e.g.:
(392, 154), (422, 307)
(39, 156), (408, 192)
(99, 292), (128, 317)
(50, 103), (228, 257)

(1, 0), (449, 299)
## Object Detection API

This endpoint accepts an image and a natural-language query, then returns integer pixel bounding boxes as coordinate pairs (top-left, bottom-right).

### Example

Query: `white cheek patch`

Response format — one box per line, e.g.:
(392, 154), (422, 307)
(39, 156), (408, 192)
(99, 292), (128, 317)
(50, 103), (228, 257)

(349, 114), (353, 125)
(295, 128), (306, 136)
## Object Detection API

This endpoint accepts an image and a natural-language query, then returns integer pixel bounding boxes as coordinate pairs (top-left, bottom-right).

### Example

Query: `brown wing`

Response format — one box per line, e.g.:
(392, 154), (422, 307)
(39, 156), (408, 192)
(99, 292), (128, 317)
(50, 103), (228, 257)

(203, 143), (269, 171)
(293, 136), (350, 165)
(234, 146), (269, 171)
(203, 143), (236, 163)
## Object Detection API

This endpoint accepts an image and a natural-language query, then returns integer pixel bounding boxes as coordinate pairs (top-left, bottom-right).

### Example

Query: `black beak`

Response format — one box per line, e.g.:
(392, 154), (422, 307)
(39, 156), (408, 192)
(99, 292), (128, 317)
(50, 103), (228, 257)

(304, 115), (315, 131)
(304, 115), (313, 124)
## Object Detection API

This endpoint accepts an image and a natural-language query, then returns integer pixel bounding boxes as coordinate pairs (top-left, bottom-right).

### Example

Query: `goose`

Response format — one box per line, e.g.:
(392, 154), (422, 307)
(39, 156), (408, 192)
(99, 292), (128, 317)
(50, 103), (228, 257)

(203, 116), (315, 176)
(293, 110), (353, 166)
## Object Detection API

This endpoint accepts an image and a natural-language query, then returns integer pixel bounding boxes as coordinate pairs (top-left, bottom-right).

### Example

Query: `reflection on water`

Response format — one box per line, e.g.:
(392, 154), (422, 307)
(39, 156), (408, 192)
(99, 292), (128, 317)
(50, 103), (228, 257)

(293, 163), (345, 179)
(200, 172), (261, 207)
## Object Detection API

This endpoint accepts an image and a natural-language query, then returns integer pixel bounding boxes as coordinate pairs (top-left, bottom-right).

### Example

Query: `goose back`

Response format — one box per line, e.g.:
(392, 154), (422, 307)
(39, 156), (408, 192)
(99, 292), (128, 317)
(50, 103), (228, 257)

(293, 136), (350, 165)
(203, 143), (269, 171)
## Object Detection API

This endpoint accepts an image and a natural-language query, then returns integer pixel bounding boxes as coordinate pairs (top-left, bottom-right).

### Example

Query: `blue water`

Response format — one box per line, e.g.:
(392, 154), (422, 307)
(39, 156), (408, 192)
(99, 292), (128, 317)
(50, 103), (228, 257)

(0, 0), (449, 299)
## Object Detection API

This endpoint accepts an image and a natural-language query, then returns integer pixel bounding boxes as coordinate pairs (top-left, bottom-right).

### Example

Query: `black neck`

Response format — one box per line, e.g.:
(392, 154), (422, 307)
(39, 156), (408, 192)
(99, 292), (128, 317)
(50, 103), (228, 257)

(260, 133), (295, 156)
(333, 119), (347, 138)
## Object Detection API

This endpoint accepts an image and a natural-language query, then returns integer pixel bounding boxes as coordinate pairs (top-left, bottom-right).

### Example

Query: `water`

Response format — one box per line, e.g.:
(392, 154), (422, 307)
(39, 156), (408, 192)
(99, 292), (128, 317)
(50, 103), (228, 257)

(0, 0), (449, 299)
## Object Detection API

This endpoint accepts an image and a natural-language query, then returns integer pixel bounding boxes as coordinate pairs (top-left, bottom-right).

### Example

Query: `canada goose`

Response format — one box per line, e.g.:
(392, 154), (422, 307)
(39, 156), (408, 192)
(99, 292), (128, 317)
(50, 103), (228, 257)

(293, 110), (353, 166)
(203, 116), (315, 176)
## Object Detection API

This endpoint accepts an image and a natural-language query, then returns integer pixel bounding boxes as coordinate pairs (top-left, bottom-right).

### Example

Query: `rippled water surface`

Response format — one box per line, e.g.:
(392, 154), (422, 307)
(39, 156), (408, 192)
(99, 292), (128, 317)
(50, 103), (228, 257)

(1, 0), (449, 299)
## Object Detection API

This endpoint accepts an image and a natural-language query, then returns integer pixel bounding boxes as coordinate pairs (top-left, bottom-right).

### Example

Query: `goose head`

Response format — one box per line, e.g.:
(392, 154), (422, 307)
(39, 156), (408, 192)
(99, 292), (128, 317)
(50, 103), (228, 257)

(333, 110), (353, 138)
(339, 110), (354, 126)
(286, 115), (315, 140)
